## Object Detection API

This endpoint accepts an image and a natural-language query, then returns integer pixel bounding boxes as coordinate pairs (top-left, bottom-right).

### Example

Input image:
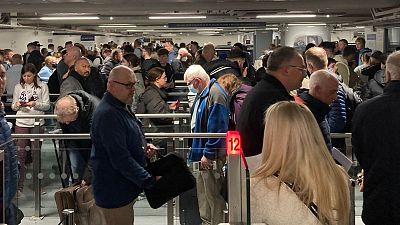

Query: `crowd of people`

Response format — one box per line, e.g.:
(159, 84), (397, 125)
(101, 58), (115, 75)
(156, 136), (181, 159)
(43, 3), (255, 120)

(0, 37), (399, 225)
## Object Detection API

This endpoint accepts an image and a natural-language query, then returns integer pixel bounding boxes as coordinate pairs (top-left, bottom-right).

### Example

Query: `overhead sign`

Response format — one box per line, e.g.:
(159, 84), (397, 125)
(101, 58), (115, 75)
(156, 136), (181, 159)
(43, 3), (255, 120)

(226, 131), (242, 155)
(168, 22), (266, 28)
(367, 34), (376, 40)
(81, 35), (95, 42)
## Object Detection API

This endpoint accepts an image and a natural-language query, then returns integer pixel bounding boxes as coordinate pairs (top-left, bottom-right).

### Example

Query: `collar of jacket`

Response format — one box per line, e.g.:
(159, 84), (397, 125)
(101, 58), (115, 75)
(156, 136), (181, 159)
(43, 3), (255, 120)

(384, 80), (400, 94)
(103, 91), (127, 111)
(199, 78), (227, 99)
(262, 73), (293, 98)
(299, 91), (331, 121)
(148, 83), (167, 100)
(0, 101), (4, 117)
(69, 69), (86, 85)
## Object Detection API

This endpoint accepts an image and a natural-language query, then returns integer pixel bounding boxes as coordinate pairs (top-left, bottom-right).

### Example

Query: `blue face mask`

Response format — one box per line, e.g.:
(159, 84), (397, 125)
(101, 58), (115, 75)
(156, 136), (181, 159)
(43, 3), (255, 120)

(188, 84), (197, 93)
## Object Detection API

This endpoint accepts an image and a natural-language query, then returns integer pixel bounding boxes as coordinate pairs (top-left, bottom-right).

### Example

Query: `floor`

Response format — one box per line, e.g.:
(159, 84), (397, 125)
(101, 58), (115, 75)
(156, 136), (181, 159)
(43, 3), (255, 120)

(13, 138), (365, 225)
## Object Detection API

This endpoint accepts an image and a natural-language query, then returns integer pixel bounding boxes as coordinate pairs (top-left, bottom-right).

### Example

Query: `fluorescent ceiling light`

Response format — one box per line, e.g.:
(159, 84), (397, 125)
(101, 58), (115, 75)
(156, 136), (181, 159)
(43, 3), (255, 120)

(149, 16), (206, 19)
(288, 23), (326, 26)
(40, 16), (100, 20)
(99, 25), (137, 28)
(196, 28), (223, 31)
(126, 29), (155, 32)
(257, 14), (316, 18)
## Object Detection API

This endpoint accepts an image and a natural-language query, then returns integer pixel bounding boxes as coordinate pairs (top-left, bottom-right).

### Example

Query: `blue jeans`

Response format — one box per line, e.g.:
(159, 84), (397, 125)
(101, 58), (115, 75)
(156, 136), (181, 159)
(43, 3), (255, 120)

(66, 140), (90, 181)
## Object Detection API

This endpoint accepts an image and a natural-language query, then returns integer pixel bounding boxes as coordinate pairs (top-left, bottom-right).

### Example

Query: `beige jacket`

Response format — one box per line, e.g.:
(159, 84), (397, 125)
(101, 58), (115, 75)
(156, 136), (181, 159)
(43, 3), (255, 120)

(250, 176), (322, 225)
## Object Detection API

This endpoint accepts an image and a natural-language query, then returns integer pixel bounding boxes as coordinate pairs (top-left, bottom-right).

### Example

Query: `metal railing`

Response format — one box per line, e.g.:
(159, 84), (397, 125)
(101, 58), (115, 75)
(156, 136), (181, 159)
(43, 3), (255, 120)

(4, 113), (357, 225)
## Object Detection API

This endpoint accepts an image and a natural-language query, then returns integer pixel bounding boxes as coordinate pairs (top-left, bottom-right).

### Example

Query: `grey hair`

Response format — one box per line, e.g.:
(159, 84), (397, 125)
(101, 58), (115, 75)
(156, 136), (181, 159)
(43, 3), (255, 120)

(386, 51), (400, 80)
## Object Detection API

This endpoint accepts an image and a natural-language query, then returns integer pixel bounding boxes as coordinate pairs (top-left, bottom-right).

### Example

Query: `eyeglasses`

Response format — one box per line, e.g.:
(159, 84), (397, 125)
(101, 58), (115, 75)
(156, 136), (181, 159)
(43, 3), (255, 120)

(187, 78), (197, 85)
(287, 65), (307, 73)
(112, 80), (135, 89)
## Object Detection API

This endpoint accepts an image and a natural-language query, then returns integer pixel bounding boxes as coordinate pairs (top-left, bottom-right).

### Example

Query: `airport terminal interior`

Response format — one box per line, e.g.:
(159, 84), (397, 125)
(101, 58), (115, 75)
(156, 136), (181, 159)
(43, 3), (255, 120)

(0, 0), (399, 224)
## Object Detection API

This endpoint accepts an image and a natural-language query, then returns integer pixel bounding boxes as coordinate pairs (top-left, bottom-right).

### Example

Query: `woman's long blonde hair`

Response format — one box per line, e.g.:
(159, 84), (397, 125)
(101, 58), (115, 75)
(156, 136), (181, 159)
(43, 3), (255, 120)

(252, 101), (350, 225)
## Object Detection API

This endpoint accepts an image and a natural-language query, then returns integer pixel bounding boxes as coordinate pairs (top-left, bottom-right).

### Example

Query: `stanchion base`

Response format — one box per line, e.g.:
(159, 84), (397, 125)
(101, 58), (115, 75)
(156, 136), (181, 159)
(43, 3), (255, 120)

(29, 215), (45, 221)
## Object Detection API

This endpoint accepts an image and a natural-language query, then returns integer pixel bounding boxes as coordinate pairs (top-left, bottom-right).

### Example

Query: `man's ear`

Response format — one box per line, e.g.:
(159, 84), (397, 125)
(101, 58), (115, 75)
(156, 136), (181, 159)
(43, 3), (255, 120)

(385, 70), (391, 82)
(306, 62), (313, 74)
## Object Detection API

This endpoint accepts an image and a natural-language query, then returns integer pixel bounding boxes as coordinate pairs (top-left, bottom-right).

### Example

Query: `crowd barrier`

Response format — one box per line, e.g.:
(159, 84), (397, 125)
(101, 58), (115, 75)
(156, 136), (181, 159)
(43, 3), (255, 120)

(3, 114), (357, 225)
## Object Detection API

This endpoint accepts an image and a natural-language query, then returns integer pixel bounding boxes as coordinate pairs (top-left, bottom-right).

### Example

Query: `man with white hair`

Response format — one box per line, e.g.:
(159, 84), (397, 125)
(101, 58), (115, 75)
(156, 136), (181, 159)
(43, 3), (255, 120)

(352, 50), (400, 225)
(172, 48), (190, 80)
(295, 70), (339, 151)
(184, 64), (229, 225)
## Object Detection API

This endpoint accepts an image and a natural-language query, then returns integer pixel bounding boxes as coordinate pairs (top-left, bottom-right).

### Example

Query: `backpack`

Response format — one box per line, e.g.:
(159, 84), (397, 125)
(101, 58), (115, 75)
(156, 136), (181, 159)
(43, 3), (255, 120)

(341, 82), (363, 132)
(228, 84), (252, 130)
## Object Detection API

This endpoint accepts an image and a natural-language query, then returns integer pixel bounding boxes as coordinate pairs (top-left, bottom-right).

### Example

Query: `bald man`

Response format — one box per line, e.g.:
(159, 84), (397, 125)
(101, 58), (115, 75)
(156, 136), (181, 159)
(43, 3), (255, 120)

(91, 65), (156, 225)
(352, 51), (400, 225)
(295, 70), (339, 151)
(54, 90), (99, 182)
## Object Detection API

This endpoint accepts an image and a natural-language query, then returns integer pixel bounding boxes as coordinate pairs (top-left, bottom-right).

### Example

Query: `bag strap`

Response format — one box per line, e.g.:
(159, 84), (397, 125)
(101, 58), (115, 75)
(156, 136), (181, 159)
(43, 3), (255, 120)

(274, 174), (319, 219)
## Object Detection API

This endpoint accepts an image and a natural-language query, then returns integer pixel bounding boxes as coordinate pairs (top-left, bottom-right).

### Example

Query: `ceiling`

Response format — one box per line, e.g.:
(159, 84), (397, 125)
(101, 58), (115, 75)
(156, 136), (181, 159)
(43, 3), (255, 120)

(0, 0), (399, 36)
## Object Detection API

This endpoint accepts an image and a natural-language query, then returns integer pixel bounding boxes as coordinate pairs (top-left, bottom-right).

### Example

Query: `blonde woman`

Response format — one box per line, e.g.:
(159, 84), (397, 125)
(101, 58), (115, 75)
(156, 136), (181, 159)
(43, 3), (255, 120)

(216, 73), (252, 129)
(251, 101), (350, 225)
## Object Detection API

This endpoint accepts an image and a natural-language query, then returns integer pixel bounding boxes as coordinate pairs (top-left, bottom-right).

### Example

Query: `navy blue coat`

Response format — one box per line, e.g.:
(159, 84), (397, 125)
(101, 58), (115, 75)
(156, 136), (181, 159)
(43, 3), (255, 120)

(328, 83), (347, 132)
(0, 103), (18, 224)
(297, 91), (332, 151)
(91, 92), (154, 208)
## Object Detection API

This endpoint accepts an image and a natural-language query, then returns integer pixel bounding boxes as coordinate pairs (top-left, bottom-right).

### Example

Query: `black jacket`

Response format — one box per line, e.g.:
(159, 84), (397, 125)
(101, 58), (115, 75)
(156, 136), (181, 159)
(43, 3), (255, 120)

(203, 59), (241, 79)
(352, 80), (400, 224)
(26, 50), (44, 71)
(237, 73), (294, 156)
(60, 90), (100, 139)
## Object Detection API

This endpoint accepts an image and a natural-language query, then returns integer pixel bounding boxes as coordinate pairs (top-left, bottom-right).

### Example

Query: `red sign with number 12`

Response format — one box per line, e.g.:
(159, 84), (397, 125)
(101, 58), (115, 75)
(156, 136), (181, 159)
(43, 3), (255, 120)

(226, 130), (242, 155)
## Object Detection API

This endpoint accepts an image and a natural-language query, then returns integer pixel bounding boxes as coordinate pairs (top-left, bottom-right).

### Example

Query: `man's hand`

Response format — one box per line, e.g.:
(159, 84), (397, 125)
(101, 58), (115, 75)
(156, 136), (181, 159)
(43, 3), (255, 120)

(200, 155), (213, 170)
(146, 143), (157, 159)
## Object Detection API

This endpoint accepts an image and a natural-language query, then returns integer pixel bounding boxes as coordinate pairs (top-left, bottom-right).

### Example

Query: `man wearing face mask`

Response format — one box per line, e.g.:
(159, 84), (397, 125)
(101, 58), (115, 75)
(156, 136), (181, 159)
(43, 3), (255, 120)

(171, 48), (190, 80)
(184, 65), (229, 225)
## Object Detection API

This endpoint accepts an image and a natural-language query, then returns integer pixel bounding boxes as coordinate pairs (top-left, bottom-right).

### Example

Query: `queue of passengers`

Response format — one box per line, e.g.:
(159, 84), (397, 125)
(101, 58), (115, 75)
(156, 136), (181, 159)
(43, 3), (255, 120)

(0, 38), (399, 225)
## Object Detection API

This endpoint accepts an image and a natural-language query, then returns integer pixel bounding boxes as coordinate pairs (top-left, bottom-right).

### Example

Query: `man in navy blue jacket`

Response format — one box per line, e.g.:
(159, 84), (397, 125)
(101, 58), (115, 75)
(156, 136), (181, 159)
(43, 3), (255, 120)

(0, 64), (19, 225)
(91, 65), (156, 225)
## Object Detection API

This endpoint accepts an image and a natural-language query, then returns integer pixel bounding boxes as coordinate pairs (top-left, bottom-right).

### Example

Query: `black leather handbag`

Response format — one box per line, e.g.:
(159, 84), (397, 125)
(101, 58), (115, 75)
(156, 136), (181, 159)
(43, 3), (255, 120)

(145, 153), (196, 209)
